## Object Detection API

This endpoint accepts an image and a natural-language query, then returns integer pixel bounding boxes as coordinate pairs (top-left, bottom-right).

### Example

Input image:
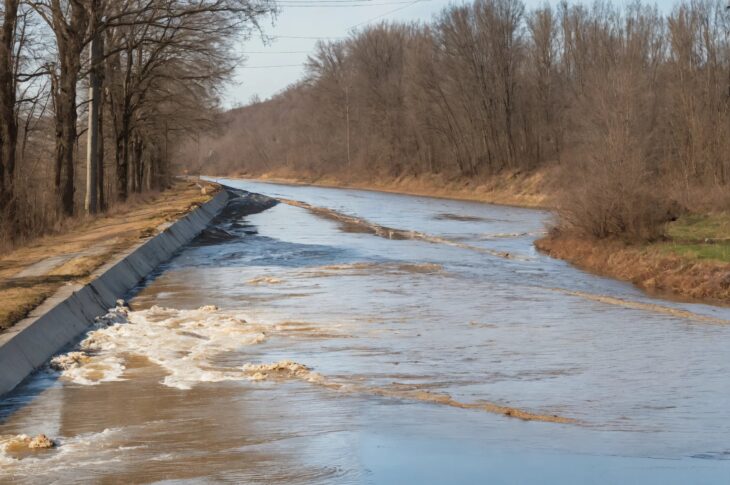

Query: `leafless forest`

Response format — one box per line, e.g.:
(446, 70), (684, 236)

(0, 0), (274, 245)
(197, 0), (730, 241)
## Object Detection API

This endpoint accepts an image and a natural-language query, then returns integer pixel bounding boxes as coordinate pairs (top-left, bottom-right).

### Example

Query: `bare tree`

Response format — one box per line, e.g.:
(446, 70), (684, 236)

(0, 0), (274, 245)
(29, 0), (90, 216)
(190, 0), (730, 242)
(0, 0), (20, 212)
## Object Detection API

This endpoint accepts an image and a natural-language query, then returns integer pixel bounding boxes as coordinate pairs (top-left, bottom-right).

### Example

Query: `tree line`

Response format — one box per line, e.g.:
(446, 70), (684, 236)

(198, 0), (730, 241)
(0, 0), (274, 244)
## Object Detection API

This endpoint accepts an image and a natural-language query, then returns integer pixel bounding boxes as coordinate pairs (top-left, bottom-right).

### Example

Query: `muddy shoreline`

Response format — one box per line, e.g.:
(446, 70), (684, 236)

(536, 234), (730, 306)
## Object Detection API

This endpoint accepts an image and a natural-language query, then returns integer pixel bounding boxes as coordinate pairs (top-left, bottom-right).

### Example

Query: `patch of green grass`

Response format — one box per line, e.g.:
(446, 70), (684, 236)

(658, 212), (730, 263)
(665, 213), (730, 242)
(657, 241), (730, 263)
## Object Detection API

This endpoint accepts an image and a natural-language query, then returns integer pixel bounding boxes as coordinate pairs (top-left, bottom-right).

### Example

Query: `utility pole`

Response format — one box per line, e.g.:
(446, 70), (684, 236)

(85, 7), (102, 214)
(97, 37), (106, 212)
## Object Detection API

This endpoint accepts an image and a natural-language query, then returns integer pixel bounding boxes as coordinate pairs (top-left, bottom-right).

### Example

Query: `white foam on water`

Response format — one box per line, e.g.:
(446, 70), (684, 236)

(55, 355), (126, 386)
(0, 427), (125, 471)
(241, 360), (331, 386)
(51, 305), (268, 390)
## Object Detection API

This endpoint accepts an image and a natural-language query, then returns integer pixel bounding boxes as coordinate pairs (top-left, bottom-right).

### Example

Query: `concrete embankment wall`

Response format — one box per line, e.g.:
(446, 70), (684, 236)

(0, 190), (229, 396)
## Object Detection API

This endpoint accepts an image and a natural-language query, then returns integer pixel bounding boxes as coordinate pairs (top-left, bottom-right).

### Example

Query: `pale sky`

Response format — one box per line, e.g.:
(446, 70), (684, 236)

(224, 0), (678, 107)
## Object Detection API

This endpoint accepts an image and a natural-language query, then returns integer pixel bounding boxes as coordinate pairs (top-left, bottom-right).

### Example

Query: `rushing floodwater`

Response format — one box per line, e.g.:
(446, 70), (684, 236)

(2, 179), (730, 484)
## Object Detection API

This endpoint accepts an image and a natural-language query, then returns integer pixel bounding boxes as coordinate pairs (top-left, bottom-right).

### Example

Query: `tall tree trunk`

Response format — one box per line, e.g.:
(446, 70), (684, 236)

(85, 33), (102, 214)
(50, 0), (89, 216)
(85, 0), (103, 214)
(132, 134), (143, 193)
(54, 61), (79, 216)
(116, 125), (129, 201)
(98, 95), (106, 211)
(48, 0), (88, 216)
(114, 47), (135, 201)
(0, 0), (19, 212)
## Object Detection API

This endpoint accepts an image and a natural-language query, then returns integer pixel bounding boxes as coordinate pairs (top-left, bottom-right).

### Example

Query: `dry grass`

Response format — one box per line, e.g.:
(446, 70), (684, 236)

(536, 233), (730, 304)
(0, 181), (218, 332)
(245, 167), (556, 209)
(47, 254), (111, 278)
(0, 286), (57, 332)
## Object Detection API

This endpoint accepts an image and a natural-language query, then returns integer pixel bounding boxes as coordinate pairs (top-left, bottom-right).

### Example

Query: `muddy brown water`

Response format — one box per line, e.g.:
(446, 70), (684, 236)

(2, 179), (730, 484)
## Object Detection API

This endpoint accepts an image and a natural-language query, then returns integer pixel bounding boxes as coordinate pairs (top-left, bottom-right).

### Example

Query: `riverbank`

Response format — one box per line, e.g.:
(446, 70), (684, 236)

(0, 180), (219, 332)
(224, 172), (730, 305)
(6, 178), (730, 483)
(236, 170), (555, 209)
(536, 214), (730, 305)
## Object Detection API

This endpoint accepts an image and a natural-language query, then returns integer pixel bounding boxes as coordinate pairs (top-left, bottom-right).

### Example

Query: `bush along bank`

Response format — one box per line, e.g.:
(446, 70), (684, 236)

(536, 213), (730, 304)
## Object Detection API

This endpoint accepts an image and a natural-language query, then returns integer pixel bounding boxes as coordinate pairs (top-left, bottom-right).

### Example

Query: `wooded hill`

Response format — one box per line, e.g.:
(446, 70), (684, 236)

(193, 0), (730, 241)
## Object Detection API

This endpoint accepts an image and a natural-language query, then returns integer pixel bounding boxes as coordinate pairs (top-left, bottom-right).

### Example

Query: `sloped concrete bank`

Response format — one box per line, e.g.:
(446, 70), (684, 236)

(0, 189), (229, 396)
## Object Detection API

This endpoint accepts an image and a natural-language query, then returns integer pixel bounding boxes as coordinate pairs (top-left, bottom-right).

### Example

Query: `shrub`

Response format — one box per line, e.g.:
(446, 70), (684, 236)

(556, 161), (682, 242)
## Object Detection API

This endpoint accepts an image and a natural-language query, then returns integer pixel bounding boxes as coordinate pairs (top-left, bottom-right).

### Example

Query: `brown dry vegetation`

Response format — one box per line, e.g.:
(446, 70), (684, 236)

(0, 180), (215, 331)
(252, 169), (555, 208)
(536, 233), (730, 304)
(185, 0), (730, 243)
(184, 0), (730, 303)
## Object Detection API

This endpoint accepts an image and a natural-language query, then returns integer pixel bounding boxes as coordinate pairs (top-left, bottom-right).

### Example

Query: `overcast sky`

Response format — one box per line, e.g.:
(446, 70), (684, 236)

(223, 0), (677, 107)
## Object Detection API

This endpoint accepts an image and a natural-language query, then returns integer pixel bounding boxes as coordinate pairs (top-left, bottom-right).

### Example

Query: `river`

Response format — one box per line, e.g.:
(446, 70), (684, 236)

(1, 179), (730, 483)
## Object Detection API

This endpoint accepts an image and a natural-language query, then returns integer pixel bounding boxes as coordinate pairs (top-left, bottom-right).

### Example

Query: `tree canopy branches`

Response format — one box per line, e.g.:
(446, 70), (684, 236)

(193, 0), (730, 240)
(0, 0), (275, 243)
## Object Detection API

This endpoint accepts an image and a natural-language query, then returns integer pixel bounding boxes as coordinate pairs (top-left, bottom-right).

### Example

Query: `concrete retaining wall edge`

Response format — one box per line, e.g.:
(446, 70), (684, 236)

(0, 190), (229, 396)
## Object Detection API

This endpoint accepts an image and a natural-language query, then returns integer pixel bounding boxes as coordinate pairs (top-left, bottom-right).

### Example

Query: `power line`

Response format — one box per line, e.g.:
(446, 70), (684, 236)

(265, 0), (431, 48)
(244, 50), (312, 54)
(239, 64), (304, 68)
(277, 0), (428, 6)
(349, 0), (427, 29)
(272, 35), (345, 39)
(275, 0), (379, 2)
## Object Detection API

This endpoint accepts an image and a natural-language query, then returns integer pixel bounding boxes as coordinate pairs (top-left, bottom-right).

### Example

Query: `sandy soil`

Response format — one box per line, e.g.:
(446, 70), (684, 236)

(0, 181), (218, 332)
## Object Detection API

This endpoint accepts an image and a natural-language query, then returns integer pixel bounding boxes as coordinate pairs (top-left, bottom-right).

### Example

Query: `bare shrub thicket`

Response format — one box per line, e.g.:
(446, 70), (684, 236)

(0, 0), (275, 246)
(190, 0), (730, 242)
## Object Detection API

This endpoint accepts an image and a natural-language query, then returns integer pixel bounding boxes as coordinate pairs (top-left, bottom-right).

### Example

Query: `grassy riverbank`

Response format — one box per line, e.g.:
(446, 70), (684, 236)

(536, 214), (730, 304)
(0, 180), (218, 332)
